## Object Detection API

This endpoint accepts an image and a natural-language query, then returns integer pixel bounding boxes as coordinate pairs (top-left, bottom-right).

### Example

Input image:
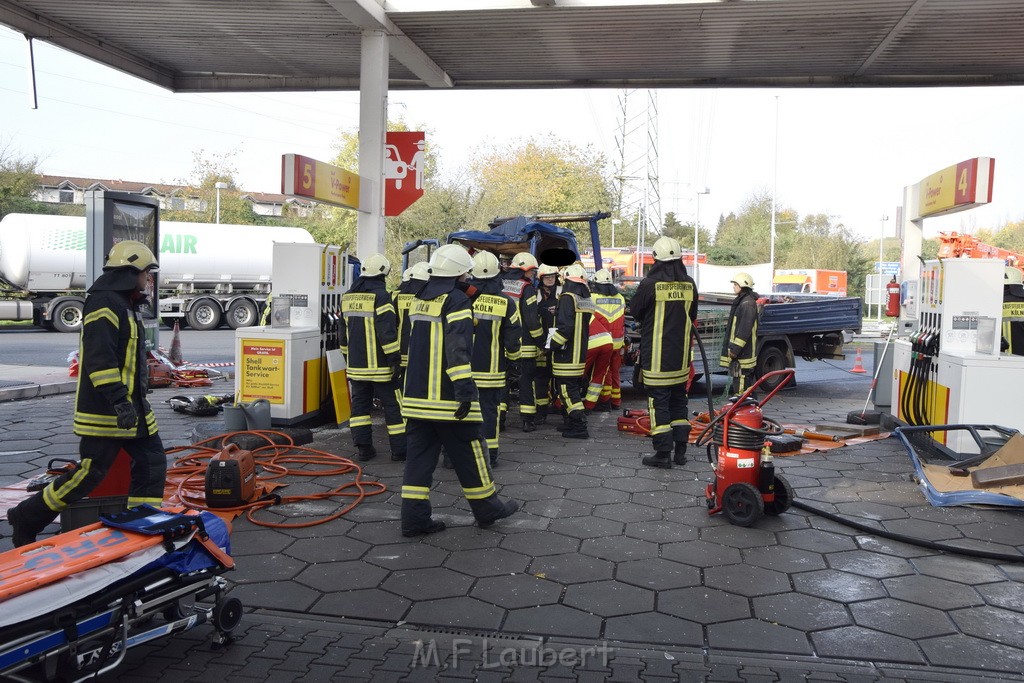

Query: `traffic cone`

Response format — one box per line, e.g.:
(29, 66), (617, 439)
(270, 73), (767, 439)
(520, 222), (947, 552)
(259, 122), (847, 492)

(851, 346), (866, 373)
(169, 321), (183, 367)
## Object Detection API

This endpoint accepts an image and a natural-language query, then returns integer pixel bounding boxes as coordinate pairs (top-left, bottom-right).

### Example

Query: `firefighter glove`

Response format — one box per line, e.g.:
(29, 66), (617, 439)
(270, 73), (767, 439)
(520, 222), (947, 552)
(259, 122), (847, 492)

(454, 401), (471, 420)
(114, 401), (138, 430)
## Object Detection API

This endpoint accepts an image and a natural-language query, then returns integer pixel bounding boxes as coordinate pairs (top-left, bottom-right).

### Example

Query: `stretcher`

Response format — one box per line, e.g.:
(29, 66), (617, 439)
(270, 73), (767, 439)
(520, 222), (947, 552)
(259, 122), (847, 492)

(0, 506), (239, 682)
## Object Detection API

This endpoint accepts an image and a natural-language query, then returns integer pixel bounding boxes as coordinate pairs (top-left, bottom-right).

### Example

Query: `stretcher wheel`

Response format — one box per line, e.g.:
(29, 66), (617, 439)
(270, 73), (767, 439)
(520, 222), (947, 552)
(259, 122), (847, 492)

(722, 482), (763, 527)
(213, 596), (243, 633)
(764, 474), (794, 516)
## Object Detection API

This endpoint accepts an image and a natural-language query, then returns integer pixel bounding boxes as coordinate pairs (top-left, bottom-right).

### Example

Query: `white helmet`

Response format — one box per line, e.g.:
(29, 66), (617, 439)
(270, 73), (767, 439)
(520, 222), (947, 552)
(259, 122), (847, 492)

(537, 263), (560, 277)
(1005, 267), (1023, 286)
(562, 263), (587, 283)
(401, 267), (414, 283)
(511, 252), (539, 272)
(471, 251), (501, 279)
(409, 261), (431, 281)
(652, 236), (682, 262)
(592, 268), (613, 285)
(361, 253), (391, 277)
(429, 244), (474, 277)
(731, 272), (755, 289)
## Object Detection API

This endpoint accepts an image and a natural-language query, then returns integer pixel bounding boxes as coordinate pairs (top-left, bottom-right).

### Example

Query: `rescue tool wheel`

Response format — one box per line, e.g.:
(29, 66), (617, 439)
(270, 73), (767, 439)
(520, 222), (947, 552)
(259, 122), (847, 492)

(722, 482), (764, 527)
(764, 474), (794, 515)
(51, 300), (84, 333)
(227, 299), (258, 329)
(213, 596), (243, 633)
(187, 298), (222, 330)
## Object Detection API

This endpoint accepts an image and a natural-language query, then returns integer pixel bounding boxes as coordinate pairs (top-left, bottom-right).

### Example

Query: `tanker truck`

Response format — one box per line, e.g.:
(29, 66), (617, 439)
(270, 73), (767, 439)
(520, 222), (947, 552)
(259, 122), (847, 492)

(0, 213), (314, 333)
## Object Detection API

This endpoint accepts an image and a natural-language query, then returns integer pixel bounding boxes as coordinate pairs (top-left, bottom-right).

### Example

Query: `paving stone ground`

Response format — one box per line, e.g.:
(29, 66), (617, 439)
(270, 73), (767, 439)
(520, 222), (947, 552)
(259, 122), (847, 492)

(2, 357), (1023, 682)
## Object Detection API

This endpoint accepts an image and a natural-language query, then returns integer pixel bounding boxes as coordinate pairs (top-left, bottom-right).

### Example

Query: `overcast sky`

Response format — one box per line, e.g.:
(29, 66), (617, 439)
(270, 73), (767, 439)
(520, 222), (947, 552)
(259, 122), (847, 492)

(3, 23), (1024, 246)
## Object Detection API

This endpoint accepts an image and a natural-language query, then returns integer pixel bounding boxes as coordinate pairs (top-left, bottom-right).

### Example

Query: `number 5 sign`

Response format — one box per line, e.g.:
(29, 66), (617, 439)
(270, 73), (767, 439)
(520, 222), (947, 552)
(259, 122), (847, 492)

(282, 154), (361, 210)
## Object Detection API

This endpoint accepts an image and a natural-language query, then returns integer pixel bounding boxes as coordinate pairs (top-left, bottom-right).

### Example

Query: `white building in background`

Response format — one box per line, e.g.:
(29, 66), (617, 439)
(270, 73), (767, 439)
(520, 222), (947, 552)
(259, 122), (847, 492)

(34, 175), (319, 218)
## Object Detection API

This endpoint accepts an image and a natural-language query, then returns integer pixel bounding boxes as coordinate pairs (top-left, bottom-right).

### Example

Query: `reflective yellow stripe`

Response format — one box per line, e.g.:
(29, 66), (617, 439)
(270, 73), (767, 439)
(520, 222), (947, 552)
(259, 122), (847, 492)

(471, 439), (492, 487)
(464, 483), (496, 500)
(382, 340), (400, 355)
(350, 415), (372, 427)
(386, 422), (407, 435)
(376, 304), (395, 315)
(84, 307), (119, 328)
(128, 496), (164, 506)
(447, 364), (472, 381)
(732, 337), (747, 347)
(88, 368), (122, 386)
(446, 309), (473, 324)
(402, 485), (431, 500)
(551, 331), (568, 345)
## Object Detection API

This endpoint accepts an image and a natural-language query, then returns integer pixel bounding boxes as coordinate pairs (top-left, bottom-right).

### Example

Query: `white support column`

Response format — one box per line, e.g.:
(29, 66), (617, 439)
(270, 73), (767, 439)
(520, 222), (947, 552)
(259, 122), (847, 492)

(899, 183), (922, 332)
(357, 30), (388, 259)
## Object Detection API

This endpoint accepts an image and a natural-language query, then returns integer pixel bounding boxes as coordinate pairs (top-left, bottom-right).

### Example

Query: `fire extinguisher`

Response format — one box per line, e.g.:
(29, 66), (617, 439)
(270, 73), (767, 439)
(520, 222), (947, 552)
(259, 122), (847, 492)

(885, 276), (901, 317)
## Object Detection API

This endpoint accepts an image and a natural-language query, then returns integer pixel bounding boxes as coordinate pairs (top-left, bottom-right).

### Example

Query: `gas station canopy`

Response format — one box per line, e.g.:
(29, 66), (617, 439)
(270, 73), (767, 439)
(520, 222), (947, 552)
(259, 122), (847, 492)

(2, 0), (1024, 93)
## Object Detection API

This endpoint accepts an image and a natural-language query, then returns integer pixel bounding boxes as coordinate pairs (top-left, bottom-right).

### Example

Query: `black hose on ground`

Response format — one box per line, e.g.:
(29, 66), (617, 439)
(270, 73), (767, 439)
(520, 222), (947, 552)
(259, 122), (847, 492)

(790, 499), (1024, 564)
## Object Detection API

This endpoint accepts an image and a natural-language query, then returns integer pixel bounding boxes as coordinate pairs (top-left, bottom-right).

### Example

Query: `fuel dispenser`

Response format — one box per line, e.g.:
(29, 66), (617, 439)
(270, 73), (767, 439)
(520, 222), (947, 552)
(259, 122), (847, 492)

(234, 242), (351, 425)
(891, 257), (1024, 452)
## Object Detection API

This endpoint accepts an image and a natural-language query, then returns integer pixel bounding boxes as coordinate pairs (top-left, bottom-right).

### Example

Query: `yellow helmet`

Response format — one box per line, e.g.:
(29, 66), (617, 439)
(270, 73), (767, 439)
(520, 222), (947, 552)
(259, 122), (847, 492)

(471, 251), (501, 279)
(361, 253), (391, 276)
(1006, 267), (1024, 286)
(537, 264), (560, 277)
(592, 268), (613, 285)
(562, 263), (587, 283)
(511, 252), (539, 272)
(104, 240), (158, 272)
(429, 244), (474, 277)
(731, 272), (755, 289)
(652, 236), (682, 262)
(409, 261), (431, 281)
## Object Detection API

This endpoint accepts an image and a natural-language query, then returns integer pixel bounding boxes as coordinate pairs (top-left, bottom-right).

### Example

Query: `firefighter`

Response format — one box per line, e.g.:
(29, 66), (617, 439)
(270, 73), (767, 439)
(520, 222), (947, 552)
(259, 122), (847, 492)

(396, 261), (431, 369)
(720, 271), (759, 394)
(533, 263), (560, 422)
(1003, 266), (1024, 356)
(7, 241), (166, 547)
(340, 254), (405, 462)
(591, 269), (626, 410)
(470, 251), (522, 466)
(551, 263), (594, 439)
(502, 252), (545, 431)
(630, 237), (697, 469)
(583, 271), (615, 411)
(401, 244), (519, 536)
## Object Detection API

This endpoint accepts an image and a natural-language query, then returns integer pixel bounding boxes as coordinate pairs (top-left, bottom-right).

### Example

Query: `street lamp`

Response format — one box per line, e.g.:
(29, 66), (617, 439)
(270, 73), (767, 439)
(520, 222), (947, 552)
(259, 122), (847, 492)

(215, 181), (228, 224)
(694, 188), (710, 290)
(878, 214), (889, 321)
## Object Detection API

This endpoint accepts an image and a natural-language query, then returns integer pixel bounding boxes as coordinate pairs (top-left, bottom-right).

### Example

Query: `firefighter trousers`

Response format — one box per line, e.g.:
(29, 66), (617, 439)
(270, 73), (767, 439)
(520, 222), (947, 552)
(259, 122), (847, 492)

(401, 419), (507, 529)
(534, 354), (553, 411)
(601, 349), (623, 407)
(555, 375), (586, 416)
(479, 386), (502, 452)
(583, 344), (614, 409)
(349, 378), (406, 456)
(517, 357), (537, 415)
(646, 383), (690, 453)
(10, 433), (167, 536)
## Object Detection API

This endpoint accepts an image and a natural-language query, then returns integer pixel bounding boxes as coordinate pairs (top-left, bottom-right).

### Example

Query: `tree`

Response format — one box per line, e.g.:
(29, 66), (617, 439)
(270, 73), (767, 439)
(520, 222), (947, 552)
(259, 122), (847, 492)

(0, 141), (45, 218)
(163, 149), (260, 225)
(469, 135), (615, 248)
(991, 220), (1024, 254)
(662, 211), (713, 254)
(778, 213), (872, 295)
(710, 191), (798, 264)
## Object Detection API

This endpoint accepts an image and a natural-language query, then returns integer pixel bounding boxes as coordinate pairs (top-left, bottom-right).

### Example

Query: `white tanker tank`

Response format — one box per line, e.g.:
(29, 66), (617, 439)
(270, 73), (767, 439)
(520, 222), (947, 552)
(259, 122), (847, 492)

(0, 213), (316, 332)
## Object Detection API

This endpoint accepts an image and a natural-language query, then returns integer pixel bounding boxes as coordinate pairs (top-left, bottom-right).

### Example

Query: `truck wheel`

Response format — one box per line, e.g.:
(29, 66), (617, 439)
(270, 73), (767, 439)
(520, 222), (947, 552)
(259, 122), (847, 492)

(756, 345), (788, 390)
(186, 299), (222, 331)
(51, 300), (84, 333)
(226, 300), (258, 329)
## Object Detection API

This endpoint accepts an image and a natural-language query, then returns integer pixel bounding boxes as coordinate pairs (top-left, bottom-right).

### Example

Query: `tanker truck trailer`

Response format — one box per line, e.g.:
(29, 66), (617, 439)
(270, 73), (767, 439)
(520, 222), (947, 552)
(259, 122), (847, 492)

(0, 213), (314, 332)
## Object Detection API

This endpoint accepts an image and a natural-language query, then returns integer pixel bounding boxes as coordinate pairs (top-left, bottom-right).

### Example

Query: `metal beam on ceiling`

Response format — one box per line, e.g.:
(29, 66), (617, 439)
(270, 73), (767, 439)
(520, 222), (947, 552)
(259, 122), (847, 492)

(0, 0), (175, 89)
(324, 0), (453, 88)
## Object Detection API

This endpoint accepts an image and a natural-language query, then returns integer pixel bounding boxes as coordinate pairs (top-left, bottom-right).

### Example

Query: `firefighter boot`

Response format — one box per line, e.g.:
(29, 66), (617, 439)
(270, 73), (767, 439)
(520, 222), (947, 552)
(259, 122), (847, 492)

(356, 444), (377, 462)
(476, 498), (519, 529)
(7, 496), (56, 547)
(642, 451), (673, 469)
(402, 520), (446, 537)
(673, 442), (688, 466)
(522, 414), (537, 433)
(489, 448), (499, 468)
(561, 411), (590, 440)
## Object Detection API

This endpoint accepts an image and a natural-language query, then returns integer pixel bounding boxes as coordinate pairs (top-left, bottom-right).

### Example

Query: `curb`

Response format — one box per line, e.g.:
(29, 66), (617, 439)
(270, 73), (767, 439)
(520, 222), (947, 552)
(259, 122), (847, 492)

(0, 380), (77, 403)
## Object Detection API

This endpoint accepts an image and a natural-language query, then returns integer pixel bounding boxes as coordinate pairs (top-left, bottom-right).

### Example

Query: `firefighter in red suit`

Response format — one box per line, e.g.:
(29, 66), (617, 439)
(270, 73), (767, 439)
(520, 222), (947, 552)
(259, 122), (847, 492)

(583, 271), (615, 411)
(591, 269), (626, 410)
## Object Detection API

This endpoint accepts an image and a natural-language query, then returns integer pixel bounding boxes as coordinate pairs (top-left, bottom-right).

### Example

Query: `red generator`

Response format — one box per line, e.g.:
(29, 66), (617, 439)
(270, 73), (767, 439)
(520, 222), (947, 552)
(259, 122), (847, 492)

(699, 369), (796, 526)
